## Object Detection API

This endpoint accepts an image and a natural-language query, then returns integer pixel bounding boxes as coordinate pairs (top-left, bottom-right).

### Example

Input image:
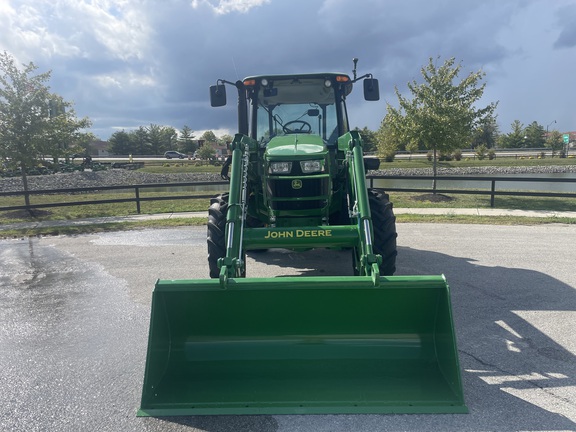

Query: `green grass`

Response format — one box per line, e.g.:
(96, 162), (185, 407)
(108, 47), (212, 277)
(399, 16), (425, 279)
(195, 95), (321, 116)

(1, 157), (575, 237)
(0, 190), (223, 224)
(389, 192), (576, 212)
(379, 156), (576, 169)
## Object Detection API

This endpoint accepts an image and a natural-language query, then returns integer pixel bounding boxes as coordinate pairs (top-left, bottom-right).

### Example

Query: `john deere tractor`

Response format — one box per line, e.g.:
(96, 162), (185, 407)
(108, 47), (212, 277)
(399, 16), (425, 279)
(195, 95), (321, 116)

(138, 61), (467, 416)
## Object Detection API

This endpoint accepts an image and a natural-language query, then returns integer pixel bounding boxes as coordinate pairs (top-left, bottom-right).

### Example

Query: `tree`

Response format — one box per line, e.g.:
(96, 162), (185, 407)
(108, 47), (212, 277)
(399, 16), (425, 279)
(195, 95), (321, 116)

(199, 130), (218, 145)
(129, 126), (149, 155)
(0, 51), (92, 209)
(220, 133), (234, 146)
(43, 95), (93, 161)
(109, 130), (133, 155)
(524, 121), (546, 148)
(384, 57), (497, 191)
(471, 116), (499, 149)
(498, 120), (526, 148)
(376, 114), (405, 161)
(353, 127), (378, 152)
(545, 130), (564, 156)
(196, 143), (216, 160)
(178, 125), (196, 154)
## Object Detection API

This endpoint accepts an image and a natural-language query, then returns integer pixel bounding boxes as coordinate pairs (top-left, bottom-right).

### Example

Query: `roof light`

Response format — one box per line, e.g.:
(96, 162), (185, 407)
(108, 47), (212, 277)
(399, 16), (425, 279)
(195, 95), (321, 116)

(261, 78), (269, 86)
(243, 79), (256, 86)
(324, 79), (332, 88)
(336, 75), (350, 82)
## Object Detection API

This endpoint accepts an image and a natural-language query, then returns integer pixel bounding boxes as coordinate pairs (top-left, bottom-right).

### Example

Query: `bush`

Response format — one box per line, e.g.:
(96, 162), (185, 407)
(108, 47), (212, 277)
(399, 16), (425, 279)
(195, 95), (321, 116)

(438, 152), (453, 161)
(382, 151), (396, 162)
(453, 149), (462, 161)
(488, 149), (496, 160)
(475, 144), (488, 160)
(427, 151), (433, 161)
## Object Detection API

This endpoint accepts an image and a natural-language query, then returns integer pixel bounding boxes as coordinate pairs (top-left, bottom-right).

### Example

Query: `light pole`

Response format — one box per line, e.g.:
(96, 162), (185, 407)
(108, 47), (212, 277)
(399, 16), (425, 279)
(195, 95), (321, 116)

(546, 120), (556, 136)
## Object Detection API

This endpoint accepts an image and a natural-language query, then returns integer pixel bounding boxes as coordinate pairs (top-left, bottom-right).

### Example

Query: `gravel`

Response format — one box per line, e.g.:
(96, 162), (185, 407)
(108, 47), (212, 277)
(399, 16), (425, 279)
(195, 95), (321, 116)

(0, 170), (223, 193)
(1, 164), (575, 193)
(372, 164), (576, 177)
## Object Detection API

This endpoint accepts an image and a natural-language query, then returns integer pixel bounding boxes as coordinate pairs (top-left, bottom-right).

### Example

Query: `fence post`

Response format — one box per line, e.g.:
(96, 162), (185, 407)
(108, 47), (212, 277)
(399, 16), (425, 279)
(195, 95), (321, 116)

(490, 180), (496, 208)
(135, 187), (141, 214)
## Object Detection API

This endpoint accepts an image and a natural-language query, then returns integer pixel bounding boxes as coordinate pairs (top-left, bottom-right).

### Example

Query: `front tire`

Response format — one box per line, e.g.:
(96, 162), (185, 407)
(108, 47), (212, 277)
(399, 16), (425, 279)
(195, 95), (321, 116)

(207, 193), (246, 278)
(369, 189), (398, 276)
(207, 194), (228, 278)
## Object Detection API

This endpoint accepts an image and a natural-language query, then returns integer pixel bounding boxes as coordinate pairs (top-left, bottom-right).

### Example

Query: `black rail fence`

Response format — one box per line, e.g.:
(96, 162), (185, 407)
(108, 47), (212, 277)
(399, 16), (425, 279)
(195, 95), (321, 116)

(366, 175), (576, 208)
(0, 176), (575, 214)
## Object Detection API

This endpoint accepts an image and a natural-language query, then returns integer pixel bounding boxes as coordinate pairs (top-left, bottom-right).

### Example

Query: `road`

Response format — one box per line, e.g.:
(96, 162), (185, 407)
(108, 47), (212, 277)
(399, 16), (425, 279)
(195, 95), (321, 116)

(1, 224), (575, 432)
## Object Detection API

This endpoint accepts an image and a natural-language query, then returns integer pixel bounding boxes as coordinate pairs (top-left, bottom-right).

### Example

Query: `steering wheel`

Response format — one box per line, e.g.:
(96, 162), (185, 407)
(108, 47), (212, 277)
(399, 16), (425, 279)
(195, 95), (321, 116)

(283, 120), (312, 134)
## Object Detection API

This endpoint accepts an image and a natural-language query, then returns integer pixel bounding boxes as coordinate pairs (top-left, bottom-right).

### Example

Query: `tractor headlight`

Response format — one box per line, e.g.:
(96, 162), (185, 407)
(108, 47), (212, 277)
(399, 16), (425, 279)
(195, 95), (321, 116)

(300, 160), (324, 173)
(269, 161), (292, 174)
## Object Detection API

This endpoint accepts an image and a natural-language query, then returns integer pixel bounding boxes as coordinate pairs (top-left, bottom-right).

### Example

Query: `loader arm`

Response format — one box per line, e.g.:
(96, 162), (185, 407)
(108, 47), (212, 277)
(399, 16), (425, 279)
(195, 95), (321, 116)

(218, 133), (257, 285)
(340, 130), (382, 284)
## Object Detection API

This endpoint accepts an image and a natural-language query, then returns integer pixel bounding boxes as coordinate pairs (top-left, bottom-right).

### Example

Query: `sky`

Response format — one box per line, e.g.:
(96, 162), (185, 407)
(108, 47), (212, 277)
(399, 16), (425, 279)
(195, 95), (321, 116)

(1, 0), (575, 140)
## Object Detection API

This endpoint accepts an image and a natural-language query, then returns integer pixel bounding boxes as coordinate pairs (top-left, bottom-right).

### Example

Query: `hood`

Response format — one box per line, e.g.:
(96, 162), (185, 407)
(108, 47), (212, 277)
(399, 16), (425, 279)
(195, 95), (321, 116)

(265, 135), (327, 159)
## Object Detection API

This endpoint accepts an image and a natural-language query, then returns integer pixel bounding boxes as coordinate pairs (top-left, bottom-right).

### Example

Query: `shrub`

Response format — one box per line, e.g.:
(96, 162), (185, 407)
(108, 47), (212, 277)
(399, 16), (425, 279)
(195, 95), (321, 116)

(488, 149), (496, 160)
(453, 149), (462, 161)
(382, 151), (396, 162)
(427, 151), (433, 161)
(475, 144), (488, 160)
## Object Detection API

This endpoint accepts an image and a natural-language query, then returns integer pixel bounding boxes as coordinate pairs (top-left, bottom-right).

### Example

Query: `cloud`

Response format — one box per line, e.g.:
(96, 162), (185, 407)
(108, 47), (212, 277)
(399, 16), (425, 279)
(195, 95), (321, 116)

(191, 0), (270, 15)
(1, 0), (574, 139)
(554, 4), (576, 49)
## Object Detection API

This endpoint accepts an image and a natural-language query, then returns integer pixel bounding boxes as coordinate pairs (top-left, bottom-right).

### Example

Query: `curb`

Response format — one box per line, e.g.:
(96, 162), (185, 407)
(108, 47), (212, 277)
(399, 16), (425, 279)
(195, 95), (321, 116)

(2, 209), (576, 232)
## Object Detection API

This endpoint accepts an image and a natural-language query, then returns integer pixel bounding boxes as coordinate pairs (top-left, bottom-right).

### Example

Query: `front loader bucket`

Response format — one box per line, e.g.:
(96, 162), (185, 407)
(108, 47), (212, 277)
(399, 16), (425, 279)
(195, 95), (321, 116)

(138, 275), (467, 416)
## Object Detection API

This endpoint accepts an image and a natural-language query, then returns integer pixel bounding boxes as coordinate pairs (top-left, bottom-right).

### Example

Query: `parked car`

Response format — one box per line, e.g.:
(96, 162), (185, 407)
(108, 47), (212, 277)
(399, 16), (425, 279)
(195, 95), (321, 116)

(164, 151), (186, 159)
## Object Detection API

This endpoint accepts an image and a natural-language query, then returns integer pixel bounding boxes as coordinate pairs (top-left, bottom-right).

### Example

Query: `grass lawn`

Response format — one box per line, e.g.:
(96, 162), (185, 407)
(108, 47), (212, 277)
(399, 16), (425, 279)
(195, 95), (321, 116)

(1, 156), (575, 237)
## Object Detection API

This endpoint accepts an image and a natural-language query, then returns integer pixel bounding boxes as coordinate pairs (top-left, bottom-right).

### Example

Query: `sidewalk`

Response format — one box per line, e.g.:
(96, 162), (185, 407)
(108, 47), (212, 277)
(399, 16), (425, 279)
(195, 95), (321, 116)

(2, 208), (576, 232)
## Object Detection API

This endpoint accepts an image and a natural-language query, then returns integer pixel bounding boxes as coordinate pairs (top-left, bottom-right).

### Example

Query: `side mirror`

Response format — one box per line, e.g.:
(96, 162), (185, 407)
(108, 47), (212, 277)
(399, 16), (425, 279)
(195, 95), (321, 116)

(210, 84), (227, 107)
(363, 78), (380, 101)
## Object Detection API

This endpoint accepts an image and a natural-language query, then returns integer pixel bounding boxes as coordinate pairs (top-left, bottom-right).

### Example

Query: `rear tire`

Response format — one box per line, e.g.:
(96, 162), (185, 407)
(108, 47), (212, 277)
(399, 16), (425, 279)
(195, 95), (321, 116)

(369, 189), (397, 276)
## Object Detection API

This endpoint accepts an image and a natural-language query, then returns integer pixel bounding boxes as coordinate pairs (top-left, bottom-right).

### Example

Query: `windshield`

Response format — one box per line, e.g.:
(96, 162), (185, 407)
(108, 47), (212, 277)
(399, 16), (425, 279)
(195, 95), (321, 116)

(253, 77), (338, 146)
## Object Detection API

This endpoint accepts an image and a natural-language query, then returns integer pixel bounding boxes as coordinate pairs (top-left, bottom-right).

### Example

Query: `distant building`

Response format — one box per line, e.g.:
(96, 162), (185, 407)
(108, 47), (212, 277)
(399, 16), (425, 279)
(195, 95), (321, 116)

(89, 140), (110, 156)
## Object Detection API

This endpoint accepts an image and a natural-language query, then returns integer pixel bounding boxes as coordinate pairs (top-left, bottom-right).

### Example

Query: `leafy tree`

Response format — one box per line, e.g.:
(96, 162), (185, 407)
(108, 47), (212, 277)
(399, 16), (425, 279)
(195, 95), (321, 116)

(0, 51), (92, 209)
(197, 143), (216, 160)
(523, 121), (545, 148)
(220, 133), (234, 146)
(376, 114), (405, 161)
(498, 120), (526, 148)
(179, 125), (196, 154)
(545, 130), (564, 156)
(199, 130), (218, 144)
(384, 57), (497, 191)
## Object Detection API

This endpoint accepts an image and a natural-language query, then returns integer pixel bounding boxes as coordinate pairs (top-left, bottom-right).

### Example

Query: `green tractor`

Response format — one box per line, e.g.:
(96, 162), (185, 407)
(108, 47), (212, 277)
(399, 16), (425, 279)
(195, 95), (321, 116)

(138, 61), (467, 416)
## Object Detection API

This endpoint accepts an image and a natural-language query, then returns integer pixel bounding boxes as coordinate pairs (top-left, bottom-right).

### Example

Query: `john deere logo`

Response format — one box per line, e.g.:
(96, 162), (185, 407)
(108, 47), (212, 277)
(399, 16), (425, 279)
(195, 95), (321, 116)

(292, 179), (303, 189)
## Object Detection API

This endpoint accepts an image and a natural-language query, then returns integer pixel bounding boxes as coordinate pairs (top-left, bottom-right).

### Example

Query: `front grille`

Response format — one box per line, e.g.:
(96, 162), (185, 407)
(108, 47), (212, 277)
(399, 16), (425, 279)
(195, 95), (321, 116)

(267, 176), (329, 211)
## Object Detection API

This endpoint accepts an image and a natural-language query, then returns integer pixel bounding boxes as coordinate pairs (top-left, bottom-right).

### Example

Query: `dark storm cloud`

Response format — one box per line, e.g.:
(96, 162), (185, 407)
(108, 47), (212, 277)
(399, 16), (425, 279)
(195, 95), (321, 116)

(2, 0), (574, 138)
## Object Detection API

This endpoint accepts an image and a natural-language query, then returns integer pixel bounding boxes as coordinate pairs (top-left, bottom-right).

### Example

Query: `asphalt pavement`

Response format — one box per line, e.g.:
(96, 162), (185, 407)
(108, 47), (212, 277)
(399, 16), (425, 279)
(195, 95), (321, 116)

(1, 224), (575, 431)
